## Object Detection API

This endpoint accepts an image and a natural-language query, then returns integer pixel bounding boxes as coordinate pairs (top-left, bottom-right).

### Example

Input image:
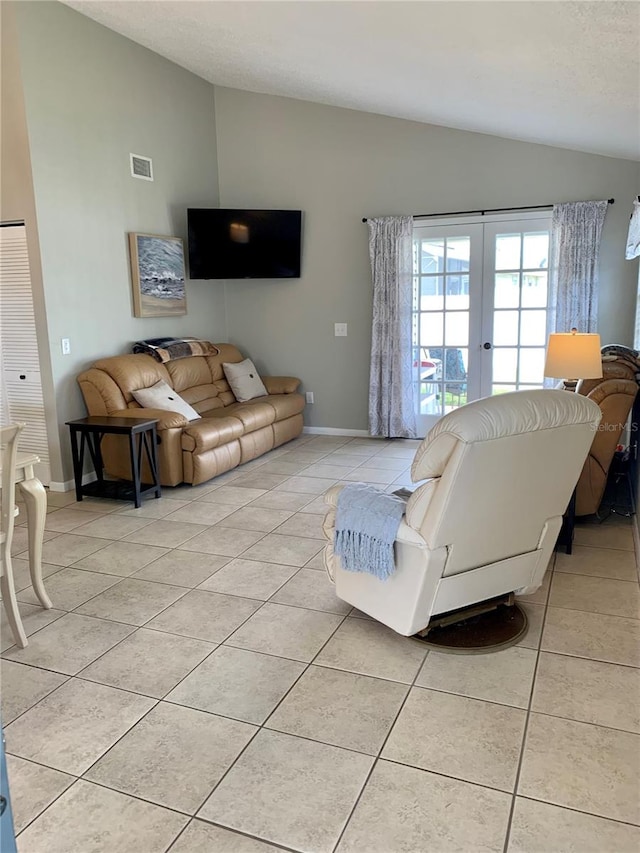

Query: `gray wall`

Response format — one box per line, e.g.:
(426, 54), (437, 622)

(215, 87), (640, 432)
(1, 2), (60, 475)
(13, 1), (224, 482)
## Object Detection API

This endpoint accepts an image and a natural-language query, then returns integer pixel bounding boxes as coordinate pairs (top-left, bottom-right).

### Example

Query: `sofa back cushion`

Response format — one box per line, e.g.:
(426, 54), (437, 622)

(164, 343), (245, 414)
(92, 355), (171, 405)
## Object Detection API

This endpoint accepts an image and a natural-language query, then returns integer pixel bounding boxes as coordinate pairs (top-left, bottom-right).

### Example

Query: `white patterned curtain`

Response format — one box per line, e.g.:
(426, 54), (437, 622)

(367, 216), (417, 438)
(547, 200), (609, 334)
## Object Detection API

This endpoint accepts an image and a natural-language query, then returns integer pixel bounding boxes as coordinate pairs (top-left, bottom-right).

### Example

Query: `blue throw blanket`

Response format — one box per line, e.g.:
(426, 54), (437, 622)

(334, 483), (406, 580)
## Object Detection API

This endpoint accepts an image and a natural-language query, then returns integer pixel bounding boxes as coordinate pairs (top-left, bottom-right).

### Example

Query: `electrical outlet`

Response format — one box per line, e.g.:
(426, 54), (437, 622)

(334, 323), (348, 337)
(61, 338), (71, 355)
(305, 391), (314, 404)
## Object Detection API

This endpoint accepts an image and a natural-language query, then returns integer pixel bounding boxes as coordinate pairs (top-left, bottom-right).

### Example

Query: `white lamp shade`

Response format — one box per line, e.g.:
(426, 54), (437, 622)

(544, 332), (603, 380)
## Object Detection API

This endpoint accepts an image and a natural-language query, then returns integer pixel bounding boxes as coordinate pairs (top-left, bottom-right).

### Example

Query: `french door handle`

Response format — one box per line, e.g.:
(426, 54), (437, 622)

(483, 342), (493, 350)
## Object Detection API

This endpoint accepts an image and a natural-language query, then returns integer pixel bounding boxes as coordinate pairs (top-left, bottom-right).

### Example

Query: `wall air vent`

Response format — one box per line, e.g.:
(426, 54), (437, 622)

(130, 153), (153, 181)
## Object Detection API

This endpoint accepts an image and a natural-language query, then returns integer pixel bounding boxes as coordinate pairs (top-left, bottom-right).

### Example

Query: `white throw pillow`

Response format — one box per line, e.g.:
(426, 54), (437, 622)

(223, 358), (268, 403)
(132, 379), (200, 421)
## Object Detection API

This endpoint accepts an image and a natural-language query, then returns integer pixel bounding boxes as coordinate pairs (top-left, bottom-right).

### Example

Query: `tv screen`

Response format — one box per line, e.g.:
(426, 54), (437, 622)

(188, 209), (302, 279)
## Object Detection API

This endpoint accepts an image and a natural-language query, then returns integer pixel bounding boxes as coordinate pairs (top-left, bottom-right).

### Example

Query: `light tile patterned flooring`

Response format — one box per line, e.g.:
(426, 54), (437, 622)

(2, 434), (639, 852)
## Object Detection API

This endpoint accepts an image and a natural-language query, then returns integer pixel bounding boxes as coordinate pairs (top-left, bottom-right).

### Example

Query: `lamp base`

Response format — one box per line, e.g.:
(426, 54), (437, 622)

(562, 379), (578, 392)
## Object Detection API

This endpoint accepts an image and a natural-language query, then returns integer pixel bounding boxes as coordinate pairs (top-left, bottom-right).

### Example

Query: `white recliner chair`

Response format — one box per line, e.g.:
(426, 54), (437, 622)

(323, 390), (601, 637)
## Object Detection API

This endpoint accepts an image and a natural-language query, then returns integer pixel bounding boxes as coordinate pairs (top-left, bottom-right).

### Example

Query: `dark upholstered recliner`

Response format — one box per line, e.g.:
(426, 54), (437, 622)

(575, 348), (639, 517)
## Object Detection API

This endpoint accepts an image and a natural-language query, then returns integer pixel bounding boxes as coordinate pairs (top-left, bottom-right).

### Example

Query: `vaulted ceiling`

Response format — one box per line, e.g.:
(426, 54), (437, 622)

(65, 1), (640, 160)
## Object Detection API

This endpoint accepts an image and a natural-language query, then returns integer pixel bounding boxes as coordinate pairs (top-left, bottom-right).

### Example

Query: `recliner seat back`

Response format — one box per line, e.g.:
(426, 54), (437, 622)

(406, 390), (602, 575)
(323, 389), (602, 636)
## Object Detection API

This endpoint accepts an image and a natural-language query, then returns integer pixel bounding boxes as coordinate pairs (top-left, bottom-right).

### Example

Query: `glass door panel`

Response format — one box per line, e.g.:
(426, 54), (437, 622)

(412, 223), (482, 434)
(481, 220), (551, 398)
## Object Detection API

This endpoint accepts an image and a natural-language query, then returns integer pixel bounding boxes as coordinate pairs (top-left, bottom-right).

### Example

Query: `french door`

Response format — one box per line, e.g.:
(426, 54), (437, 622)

(412, 213), (551, 434)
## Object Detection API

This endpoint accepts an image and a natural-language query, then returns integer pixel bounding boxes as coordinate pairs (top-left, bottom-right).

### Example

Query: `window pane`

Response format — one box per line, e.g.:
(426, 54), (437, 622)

(523, 232), (549, 269)
(444, 347), (468, 381)
(521, 271), (548, 308)
(420, 312), (443, 347)
(492, 384), (516, 395)
(495, 273), (519, 308)
(519, 348), (545, 384)
(493, 310), (519, 346)
(421, 239), (444, 274)
(420, 276), (444, 311)
(445, 312), (469, 346)
(418, 356), (441, 383)
(495, 234), (521, 270)
(446, 237), (470, 273)
(520, 310), (547, 346)
(493, 348), (518, 383)
(444, 383), (467, 411)
(445, 275), (469, 310)
(417, 382), (442, 416)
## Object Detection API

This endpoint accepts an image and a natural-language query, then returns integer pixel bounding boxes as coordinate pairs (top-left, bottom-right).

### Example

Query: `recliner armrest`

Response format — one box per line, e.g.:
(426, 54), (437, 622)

(405, 478), (439, 535)
(109, 408), (189, 430)
(262, 376), (301, 394)
(324, 484), (427, 540)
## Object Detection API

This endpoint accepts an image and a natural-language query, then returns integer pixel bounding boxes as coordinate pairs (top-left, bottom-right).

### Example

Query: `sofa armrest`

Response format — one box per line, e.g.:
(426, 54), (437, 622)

(262, 376), (301, 394)
(109, 408), (189, 430)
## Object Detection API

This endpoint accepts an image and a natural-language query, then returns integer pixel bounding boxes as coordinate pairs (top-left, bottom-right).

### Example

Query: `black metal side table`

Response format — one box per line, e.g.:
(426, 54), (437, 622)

(66, 416), (161, 508)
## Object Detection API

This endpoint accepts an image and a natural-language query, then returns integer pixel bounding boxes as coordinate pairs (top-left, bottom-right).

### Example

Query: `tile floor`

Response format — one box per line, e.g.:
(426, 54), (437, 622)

(2, 434), (639, 852)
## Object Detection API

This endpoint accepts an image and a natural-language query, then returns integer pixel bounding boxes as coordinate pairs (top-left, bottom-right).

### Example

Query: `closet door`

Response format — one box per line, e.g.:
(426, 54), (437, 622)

(0, 224), (50, 484)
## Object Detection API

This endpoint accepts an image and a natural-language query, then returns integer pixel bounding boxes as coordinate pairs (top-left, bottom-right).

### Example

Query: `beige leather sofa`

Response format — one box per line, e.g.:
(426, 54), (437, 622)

(77, 344), (304, 486)
(575, 354), (638, 516)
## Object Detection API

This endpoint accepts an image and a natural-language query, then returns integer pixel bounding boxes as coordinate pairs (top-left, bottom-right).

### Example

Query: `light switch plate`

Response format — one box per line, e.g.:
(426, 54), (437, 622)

(334, 323), (348, 337)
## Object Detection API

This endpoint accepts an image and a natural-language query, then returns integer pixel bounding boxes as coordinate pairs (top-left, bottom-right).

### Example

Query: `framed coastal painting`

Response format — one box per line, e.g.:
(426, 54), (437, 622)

(128, 233), (187, 318)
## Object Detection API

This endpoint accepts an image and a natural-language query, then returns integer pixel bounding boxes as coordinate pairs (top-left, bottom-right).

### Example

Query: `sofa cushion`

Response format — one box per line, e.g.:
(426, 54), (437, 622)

(202, 394), (304, 425)
(181, 416), (244, 453)
(223, 358), (268, 402)
(260, 394), (305, 420)
(165, 350), (240, 411)
(133, 380), (200, 421)
(205, 401), (275, 433)
(165, 356), (212, 392)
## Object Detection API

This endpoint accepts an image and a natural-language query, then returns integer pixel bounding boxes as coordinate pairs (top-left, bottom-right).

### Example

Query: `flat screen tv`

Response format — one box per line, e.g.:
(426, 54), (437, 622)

(187, 208), (302, 279)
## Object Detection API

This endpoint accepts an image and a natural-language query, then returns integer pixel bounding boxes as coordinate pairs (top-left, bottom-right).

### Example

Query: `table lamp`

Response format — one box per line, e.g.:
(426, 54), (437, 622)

(544, 329), (603, 391)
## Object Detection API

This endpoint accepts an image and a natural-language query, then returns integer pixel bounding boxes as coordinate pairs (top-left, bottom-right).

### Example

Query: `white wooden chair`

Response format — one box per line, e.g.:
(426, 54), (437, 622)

(1, 423), (28, 648)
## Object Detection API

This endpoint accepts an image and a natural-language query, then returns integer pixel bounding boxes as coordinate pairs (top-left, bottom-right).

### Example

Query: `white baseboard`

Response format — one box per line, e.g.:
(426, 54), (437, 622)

(302, 426), (371, 437)
(49, 472), (97, 493)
